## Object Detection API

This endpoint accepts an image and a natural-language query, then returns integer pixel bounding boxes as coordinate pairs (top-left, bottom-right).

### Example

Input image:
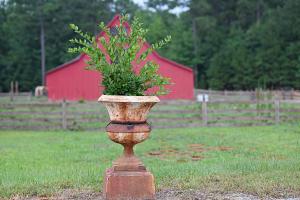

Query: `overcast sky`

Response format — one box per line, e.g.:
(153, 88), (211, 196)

(132, 0), (189, 15)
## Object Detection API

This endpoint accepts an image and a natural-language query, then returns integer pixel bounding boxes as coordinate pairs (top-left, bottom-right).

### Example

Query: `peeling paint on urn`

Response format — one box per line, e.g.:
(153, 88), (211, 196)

(98, 95), (159, 122)
(107, 132), (150, 145)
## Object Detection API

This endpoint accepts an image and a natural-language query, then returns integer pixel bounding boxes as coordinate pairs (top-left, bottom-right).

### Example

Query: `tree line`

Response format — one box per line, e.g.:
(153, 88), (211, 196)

(0, 0), (299, 92)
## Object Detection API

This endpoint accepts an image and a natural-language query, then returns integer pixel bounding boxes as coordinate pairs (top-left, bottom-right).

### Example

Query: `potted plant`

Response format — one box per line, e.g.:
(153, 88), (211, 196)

(69, 14), (171, 200)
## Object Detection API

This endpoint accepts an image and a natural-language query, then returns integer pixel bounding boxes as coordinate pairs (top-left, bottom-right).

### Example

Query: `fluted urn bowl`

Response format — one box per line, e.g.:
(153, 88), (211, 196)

(98, 95), (159, 145)
(98, 95), (160, 122)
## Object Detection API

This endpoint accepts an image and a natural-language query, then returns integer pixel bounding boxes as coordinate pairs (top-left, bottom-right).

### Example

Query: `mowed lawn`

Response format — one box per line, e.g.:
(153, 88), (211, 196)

(0, 125), (300, 198)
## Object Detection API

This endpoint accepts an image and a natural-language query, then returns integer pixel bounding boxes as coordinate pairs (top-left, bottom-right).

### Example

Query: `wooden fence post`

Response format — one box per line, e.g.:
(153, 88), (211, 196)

(62, 100), (67, 129)
(275, 100), (280, 124)
(28, 92), (32, 101)
(15, 81), (19, 95)
(202, 101), (208, 126)
(10, 81), (14, 102)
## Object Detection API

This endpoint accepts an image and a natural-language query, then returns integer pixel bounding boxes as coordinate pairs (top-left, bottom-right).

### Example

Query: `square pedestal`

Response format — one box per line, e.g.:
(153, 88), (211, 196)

(103, 168), (155, 200)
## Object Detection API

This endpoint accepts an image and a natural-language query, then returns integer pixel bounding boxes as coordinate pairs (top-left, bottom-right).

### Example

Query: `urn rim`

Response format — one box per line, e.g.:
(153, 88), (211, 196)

(98, 95), (160, 103)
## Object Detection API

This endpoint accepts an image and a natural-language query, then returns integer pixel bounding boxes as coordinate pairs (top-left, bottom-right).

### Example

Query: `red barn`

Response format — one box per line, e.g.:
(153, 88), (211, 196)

(46, 15), (194, 101)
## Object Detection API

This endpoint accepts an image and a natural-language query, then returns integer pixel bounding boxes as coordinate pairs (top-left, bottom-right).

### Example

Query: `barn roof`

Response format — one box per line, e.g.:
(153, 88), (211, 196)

(47, 15), (193, 75)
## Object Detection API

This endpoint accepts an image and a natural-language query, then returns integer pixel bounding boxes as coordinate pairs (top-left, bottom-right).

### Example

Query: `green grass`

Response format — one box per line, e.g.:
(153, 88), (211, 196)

(0, 125), (300, 198)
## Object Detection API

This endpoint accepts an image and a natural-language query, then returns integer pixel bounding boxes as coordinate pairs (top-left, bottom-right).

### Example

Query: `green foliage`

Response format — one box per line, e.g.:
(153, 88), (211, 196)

(193, 0), (300, 90)
(68, 14), (171, 96)
(0, 0), (114, 92)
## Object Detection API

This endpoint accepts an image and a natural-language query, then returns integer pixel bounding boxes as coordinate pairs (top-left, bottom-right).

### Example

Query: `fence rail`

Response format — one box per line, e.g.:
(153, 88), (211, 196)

(2, 89), (299, 101)
(0, 99), (299, 131)
(195, 89), (300, 101)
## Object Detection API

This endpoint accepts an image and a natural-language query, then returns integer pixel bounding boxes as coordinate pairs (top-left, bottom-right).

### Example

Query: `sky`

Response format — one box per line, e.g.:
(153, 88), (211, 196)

(132, 0), (189, 15)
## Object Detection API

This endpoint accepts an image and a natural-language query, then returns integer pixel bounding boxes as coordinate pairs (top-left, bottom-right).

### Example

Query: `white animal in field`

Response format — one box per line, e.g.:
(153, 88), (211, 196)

(35, 86), (46, 97)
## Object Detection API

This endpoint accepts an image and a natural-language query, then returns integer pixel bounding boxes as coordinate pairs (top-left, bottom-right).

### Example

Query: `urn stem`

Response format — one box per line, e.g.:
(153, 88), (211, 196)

(123, 144), (134, 157)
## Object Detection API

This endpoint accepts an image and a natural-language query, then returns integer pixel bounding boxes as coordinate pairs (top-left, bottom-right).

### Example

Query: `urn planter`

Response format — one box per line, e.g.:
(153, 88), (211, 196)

(98, 95), (159, 200)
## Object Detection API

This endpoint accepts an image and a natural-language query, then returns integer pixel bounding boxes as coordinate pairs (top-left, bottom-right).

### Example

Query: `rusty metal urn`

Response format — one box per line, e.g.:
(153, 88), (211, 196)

(98, 95), (159, 200)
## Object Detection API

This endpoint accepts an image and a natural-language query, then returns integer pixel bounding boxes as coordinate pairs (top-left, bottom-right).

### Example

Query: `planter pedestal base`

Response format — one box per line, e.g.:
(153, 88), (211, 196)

(103, 168), (155, 200)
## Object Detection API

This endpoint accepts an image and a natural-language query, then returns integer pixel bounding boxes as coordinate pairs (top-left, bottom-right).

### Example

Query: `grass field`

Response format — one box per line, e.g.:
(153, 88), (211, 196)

(0, 125), (300, 198)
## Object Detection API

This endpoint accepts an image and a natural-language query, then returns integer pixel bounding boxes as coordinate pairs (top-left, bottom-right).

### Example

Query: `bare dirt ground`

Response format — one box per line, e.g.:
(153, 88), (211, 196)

(8, 189), (300, 200)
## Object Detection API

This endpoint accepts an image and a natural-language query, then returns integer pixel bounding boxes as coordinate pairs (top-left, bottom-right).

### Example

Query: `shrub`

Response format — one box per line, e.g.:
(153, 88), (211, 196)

(68, 14), (171, 96)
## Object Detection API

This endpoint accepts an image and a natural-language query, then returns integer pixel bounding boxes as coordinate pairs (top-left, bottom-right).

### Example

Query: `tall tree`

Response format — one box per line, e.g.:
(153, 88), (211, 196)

(0, 1), (9, 92)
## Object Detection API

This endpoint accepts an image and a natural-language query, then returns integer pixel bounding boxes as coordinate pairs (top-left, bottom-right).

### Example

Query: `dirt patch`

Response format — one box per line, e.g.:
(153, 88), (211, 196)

(9, 189), (300, 200)
(148, 151), (162, 156)
(188, 144), (206, 153)
(191, 155), (204, 161)
(147, 144), (233, 162)
(10, 189), (102, 200)
(205, 146), (233, 151)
